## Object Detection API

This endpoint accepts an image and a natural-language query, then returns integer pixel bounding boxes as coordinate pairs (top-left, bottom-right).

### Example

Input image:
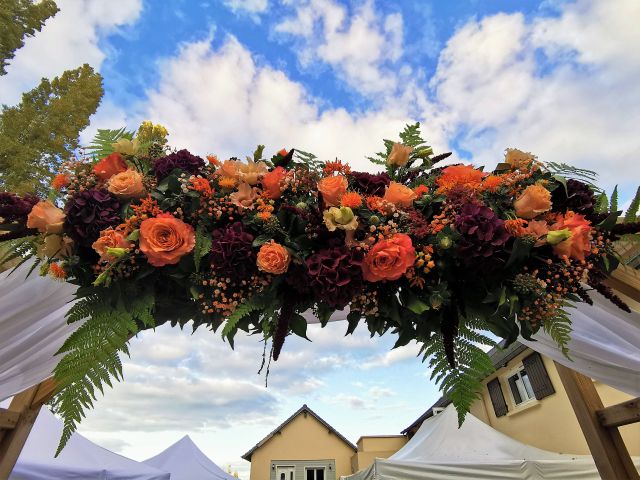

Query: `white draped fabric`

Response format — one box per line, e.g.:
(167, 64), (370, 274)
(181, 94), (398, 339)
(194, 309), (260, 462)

(1, 260), (639, 401)
(0, 261), (78, 401)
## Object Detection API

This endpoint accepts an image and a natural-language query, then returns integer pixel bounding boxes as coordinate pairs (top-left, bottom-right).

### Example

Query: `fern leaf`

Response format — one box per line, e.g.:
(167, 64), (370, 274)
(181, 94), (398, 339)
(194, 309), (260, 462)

(543, 309), (572, 359)
(221, 296), (267, 341)
(610, 185), (619, 212)
(52, 290), (154, 456)
(624, 187), (640, 223)
(423, 317), (497, 425)
(595, 192), (609, 214)
(85, 127), (134, 158)
(194, 224), (212, 272)
(546, 162), (599, 188)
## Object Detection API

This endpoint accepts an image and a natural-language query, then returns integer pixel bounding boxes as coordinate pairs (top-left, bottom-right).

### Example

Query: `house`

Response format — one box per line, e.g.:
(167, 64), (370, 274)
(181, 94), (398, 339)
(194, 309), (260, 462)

(350, 435), (407, 474)
(402, 341), (640, 456)
(242, 404), (357, 480)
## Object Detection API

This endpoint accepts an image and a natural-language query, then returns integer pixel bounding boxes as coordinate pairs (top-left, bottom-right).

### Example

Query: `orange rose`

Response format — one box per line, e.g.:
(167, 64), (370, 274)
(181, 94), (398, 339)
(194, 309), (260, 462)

(27, 200), (65, 234)
(318, 175), (348, 207)
(93, 152), (128, 181)
(383, 181), (417, 208)
(387, 143), (413, 167)
(261, 167), (287, 199)
(550, 211), (592, 260)
(514, 184), (552, 219)
(505, 148), (536, 171)
(257, 241), (291, 275)
(107, 169), (145, 198)
(229, 182), (259, 209)
(139, 214), (195, 267)
(92, 228), (130, 261)
(362, 233), (415, 282)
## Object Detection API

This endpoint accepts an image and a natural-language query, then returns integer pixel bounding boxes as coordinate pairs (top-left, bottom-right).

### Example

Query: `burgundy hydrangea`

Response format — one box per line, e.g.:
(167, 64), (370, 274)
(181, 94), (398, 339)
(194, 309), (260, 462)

(305, 245), (364, 308)
(210, 222), (256, 282)
(551, 179), (595, 216)
(64, 189), (121, 246)
(153, 149), (205, 180)
(350, 171), (391, 196)
(455, 204), (511, 261)
(0, 192), (39, 223)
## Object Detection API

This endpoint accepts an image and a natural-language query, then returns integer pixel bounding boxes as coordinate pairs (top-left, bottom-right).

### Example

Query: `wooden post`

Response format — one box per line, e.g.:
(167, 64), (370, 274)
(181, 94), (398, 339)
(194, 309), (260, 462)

(0, 379), (58, 478)
(555, 362), (639, 480)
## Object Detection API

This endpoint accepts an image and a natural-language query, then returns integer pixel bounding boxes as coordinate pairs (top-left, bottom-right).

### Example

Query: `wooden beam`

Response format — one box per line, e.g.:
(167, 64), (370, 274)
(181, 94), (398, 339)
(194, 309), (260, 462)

(598, 398), (640, 428)
(555, 362), (639, 480)
(0, 409), (20, 430)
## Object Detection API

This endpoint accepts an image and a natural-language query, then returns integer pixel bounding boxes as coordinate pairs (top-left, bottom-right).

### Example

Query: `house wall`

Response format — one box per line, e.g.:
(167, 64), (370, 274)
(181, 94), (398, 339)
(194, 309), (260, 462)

(248, 412), (355, 480)
(351, 436), (407, 472)
(477, 348), (640, 455)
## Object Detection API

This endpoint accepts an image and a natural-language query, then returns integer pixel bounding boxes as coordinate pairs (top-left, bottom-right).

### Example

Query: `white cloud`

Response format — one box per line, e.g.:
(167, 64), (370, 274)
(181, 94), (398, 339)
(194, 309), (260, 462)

(427, 0), (640, 197)
(275, 0), (406, 96)
(361, 342), (421, 369)
(0, 0), (143, 106)
(223, 0), (269, 15)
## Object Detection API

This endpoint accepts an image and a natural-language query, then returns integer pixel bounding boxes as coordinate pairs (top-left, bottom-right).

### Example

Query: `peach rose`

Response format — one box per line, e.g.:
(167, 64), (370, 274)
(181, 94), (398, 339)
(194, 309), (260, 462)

(524, 219), (550, 247)
(229, 182), (259, 209)
(238, 159), (268, 185)
(139, 214), (196, 267)
(261, 167), (287, 199)
(550, 211), (592, 261)
(93, 152), (128, 181)
(38, 234), (73, 259)
(383, 182), (417, 208)
(514, 184), (552, 219)
(92, 228), (130, 261)
(505, 148), (536, 171)
(107, 169), (145, 198)
(362, 233), (415, 282)
(27, 201), (65, 234)
(257, 241), (291, 275)
(219, 159), (240, 180)
(317, 175), (348, 207)
(387, 143), (413, 167)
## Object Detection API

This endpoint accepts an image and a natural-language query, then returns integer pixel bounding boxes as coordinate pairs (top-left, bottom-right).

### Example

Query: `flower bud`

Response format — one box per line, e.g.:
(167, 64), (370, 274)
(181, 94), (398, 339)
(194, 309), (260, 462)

(369, 215), (380, 225)
(547, 228), (572, 245)
(105, 247), (128, 258)
(438, 236), (453, 250)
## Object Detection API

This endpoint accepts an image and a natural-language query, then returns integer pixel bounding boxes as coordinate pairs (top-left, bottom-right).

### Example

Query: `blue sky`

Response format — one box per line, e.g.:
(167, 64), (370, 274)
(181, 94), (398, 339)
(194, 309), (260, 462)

(1, 0), (639, 477)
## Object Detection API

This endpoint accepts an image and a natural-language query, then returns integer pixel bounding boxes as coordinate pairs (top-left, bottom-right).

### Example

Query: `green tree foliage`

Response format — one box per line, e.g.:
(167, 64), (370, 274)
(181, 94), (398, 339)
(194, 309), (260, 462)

(0, 64), (103, 194)
(0, 0), (59, 75)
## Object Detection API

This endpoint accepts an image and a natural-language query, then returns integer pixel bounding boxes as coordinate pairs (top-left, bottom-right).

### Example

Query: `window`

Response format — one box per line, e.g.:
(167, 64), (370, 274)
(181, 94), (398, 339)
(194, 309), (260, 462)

(306, 467), (325, 480)
(507, 367), (535, 405)
(432, 407), (445, 416)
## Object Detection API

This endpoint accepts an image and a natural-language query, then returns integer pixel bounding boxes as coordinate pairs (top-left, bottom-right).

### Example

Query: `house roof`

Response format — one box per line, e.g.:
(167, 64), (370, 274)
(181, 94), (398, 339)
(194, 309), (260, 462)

(241, 404), (357, 461)
(400, 340), (529, 435)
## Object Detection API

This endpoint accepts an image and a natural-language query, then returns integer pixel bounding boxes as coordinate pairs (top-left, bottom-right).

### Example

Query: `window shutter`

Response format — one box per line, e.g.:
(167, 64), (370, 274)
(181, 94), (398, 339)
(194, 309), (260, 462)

(508, 375), (522, 404)
(487, 378), (508, 417)
(522, 352), (555, 399)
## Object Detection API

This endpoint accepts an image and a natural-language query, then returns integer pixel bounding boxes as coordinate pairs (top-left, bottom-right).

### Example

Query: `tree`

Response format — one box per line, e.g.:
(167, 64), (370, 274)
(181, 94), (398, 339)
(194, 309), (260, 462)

(0, 64), (104, 194)
(0, 0), (59, 75)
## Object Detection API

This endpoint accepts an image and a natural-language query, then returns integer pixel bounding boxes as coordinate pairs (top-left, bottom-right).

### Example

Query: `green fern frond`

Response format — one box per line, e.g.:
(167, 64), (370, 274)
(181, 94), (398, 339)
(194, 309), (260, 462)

(0, 236), (38, 270)
(52, 290), (154, 456)
(546, 162), (600, 189)
(543, 308), (572, 359)
(293, 149), (324, 174)
(221, 296), (268, 342)
(194, 224), (212, 272)
(422, 317), (497, 425)
(85, 127), (134, 158)
(624, 187), (640, 223)
(367, 123), (431, 169)
(610, 185), (619, 212)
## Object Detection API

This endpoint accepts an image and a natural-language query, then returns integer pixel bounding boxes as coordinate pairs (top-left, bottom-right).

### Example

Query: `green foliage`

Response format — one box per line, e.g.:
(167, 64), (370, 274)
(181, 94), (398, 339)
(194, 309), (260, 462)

(85, 127), (134, 159)
(51, 289), (154, 455)
(0, 0), (59, 75)
(610, 185), (618, 212)
(0, 64), (103, 194)
(193, 224), (212, 272)
(366, 123), (432, 169)
(0, 235), (38, 271)
(293, 149), (324, 174)
(545, 162), (599, 189)
(595, 192), (609, 214)
(543, 308), (572, 359)
(421, 317), (497, 425)
(624, 187), (640, 223)
(221, 296), (268, 346)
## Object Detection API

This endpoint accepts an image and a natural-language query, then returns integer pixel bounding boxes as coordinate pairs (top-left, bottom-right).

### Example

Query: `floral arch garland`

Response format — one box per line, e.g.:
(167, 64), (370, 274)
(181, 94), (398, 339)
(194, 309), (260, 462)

(1, 121), (638, 454)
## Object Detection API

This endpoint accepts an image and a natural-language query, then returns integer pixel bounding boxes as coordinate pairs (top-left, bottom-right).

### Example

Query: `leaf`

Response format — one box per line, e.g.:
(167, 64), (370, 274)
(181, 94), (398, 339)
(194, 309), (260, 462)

(505, 237), (533, 268)
(553, 175), (568, 196)
(598, 210), (621, 231)
(290, 313), (311, 341)
(610, 185), (619, 212)
(595, 192), (609, 214)
(316, 303), (334, 327)
(252, 234), (271, 247)
(402, 288), (430, 315)
(126, 229), (139, 241)
(194, 224), (212, 272)
(345, 310), (361, 335)
(253, 144), (265, 161)
(84, 127), (134, 158)
(624, 187), (640, 223)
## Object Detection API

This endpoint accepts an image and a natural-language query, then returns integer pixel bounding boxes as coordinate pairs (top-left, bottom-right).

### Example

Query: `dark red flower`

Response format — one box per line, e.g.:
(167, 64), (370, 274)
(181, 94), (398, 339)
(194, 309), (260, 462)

(551, 179), (595, 216)
(350, 171), (391, 196)
(153, 149), (206, 180)
(210, 222), (256, 282)
(305, 245), (363, 308)
(0, 192), (39, 223)
(455, 204), (511, 261)
(64, 189), (121, 246)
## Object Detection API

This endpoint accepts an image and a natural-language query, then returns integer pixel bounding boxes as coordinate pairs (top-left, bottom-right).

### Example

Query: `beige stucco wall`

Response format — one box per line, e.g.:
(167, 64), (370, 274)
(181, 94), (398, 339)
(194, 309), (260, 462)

(248, 412), (355, 480)
(351, 436), (408, 472)
(475, 348), (640, 455)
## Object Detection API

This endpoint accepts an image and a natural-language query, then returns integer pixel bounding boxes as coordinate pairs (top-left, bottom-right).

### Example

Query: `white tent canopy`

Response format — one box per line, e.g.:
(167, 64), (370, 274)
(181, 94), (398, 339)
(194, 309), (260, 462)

(9, 407), (170, 480)
(143, 435), (235, 480)
(2, 260), (639, 399)
(342, 405), (640, 480)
